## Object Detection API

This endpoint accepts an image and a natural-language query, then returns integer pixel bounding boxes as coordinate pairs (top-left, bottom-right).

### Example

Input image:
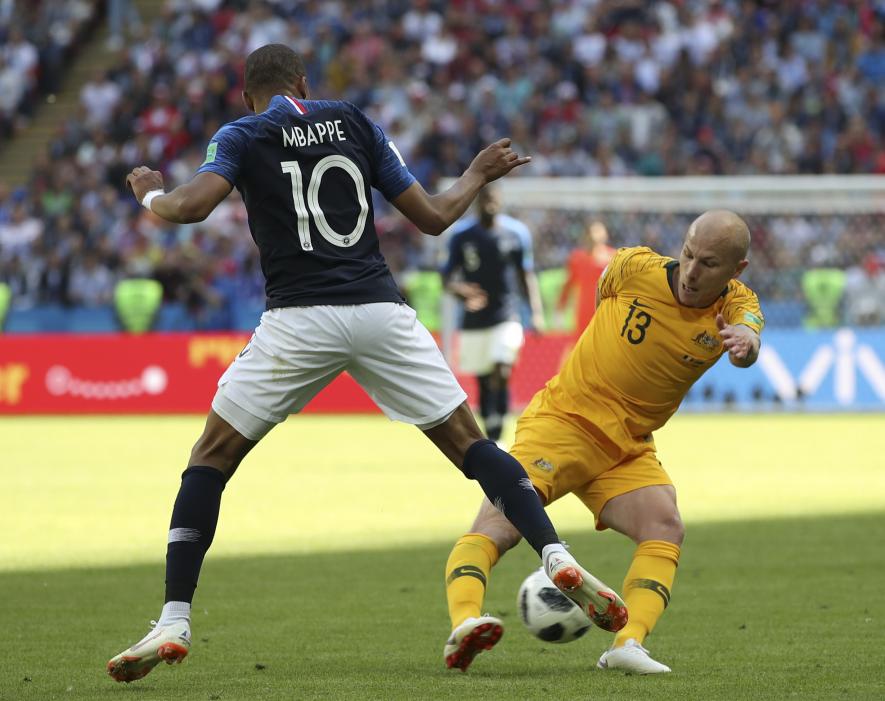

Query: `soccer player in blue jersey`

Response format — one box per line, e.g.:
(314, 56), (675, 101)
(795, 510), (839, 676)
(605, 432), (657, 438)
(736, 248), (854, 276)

(442, 186), (544, 445)
(107, 44), (626, 682)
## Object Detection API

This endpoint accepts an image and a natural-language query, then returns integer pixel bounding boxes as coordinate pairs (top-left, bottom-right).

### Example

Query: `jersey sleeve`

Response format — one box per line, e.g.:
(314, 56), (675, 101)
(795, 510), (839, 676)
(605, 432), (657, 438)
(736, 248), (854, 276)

(597, 246), (664, 299)
(351, 105), (416, 201)
(507, 216), (535, 272)
(196, 122), (249, 186)
(723, 281), (765, 335)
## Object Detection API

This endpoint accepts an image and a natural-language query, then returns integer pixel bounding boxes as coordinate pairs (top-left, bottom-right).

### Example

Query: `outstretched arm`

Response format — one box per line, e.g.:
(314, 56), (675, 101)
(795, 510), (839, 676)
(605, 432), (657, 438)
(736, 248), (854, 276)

(126, 167), (233, 224)
(516, 268), (545, 332)
(557, 261), (576, 312)
(392, 138), (530, 235)
(716, 313), (760, 368)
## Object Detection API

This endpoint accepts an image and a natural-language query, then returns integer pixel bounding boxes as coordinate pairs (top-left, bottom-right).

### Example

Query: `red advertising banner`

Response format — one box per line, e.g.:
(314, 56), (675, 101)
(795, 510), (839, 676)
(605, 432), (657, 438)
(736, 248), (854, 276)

(0, 333), (570, 414)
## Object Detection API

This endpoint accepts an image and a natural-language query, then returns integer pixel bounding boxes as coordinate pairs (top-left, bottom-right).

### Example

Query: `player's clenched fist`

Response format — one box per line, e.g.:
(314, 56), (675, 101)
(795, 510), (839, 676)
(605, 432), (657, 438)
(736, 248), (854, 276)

(125, 166), (165, 203)
(468, 138), (532, 183)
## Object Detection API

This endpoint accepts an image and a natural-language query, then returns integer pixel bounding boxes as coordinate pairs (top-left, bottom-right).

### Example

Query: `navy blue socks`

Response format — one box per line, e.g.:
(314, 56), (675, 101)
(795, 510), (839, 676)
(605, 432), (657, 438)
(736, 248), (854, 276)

(461, 439), (559, 556)
(164, 466), (227, 604)
(477, 374), (502, 441)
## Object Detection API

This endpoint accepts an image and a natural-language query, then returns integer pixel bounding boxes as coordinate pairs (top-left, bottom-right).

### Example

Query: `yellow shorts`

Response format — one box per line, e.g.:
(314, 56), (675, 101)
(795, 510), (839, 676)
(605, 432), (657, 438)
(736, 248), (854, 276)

(510, 410), (673, 530)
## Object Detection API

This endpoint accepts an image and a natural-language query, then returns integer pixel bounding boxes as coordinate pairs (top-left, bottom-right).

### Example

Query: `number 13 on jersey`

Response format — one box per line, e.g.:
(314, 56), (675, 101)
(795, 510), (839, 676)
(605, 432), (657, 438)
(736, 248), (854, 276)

(621, 298), (653, 345)
(281, 156), (370, 251)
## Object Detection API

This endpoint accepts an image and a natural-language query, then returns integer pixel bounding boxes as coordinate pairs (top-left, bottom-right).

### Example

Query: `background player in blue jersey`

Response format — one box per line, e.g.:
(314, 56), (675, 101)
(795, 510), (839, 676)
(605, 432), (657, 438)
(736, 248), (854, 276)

(442, 186), (544, 445)
(107, 44), (626, 682)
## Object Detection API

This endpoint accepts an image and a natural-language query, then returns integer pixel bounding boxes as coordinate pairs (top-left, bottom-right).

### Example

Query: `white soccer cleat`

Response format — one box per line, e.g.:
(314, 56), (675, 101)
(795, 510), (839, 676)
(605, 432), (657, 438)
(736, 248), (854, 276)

(544, 550), (628, 633)
(444, 615), (504, 672)
(107, 620), (191, 683)
(597, 638), (671, 674)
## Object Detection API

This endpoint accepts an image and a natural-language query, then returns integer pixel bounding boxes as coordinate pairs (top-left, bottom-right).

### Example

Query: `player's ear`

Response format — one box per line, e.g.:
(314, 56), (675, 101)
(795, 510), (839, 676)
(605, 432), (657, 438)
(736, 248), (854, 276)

(298, 75), (309, 100)
(242, 90), (255, 113)
(732, 259), (749, 279)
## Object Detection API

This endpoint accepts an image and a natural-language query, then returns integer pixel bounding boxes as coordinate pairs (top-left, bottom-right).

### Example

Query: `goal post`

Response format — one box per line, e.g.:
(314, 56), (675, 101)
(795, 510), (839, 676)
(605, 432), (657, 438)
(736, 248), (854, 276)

(488, 175), (885, 214)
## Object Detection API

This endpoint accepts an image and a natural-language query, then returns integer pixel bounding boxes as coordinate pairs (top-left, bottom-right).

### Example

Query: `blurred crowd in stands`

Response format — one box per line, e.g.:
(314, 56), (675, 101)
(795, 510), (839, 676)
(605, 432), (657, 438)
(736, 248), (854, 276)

(0, 0), (99, 141)
(0, 0), (884, 330)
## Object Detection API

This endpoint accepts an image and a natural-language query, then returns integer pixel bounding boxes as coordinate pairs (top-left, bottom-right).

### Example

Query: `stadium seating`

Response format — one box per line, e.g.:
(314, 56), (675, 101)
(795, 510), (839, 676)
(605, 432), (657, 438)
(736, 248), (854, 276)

(0, 1), (100, 145)
(0, 1), (883, 332)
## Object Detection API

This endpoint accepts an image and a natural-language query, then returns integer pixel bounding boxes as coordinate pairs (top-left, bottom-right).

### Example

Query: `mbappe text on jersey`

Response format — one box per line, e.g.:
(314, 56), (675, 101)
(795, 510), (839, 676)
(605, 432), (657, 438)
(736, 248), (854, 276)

(282, 120), (347, 148)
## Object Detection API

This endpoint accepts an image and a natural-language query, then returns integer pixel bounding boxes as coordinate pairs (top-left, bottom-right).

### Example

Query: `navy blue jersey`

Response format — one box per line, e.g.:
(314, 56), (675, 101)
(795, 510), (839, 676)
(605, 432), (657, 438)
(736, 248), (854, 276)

(442, 214), (534, 330)
(197, 95), (415, 309)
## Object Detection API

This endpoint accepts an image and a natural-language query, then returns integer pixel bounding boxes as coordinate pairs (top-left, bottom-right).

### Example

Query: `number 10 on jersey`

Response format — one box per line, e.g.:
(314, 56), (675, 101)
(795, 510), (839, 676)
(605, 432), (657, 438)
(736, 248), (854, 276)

(281, 156), (370, 251)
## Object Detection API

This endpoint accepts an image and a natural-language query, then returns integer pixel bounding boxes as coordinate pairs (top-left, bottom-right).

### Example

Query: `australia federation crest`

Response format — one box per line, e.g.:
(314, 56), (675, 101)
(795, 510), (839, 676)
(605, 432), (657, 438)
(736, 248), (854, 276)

(532, 458), (554, 472)
(691, 330), (721, 352)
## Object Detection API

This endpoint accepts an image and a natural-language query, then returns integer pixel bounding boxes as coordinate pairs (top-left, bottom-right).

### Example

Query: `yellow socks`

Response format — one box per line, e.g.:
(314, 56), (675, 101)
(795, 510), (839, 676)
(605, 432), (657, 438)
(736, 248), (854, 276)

(445, 534), (499, 630)
(445, 535), (679, 641)
(614, 539), (681, 647)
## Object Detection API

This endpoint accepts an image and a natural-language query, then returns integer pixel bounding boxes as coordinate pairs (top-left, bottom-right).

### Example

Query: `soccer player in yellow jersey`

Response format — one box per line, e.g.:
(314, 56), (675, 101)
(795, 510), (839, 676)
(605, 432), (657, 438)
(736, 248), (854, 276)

(443, 210), (764, 673)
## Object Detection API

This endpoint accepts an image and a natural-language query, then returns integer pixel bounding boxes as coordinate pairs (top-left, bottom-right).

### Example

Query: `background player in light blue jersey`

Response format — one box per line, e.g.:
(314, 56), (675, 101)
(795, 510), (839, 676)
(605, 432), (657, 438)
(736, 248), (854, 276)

(107, 44), (626, 682)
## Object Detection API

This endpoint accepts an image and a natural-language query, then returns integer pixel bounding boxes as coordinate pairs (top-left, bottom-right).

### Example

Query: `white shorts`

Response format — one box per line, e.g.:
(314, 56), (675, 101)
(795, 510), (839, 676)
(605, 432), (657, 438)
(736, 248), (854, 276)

(212, 303), (467, 440)
(457, 321), (525, 376)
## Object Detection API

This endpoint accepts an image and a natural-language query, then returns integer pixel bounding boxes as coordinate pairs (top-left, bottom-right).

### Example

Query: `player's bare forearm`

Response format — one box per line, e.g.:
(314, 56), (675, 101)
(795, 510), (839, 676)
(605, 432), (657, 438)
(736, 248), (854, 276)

(126, 167), (232, 224)
(445, 279), (472, 300)
(393, 173), (485, 235)
(447, 280), (488, 312)
(150, 187), (210, 223)
(150, 175), (232, 223)
(392, 139), (529, 235)
(428, 169), (488, 232)
(556, 278), (573, 311)
(524, 271), (545, 331)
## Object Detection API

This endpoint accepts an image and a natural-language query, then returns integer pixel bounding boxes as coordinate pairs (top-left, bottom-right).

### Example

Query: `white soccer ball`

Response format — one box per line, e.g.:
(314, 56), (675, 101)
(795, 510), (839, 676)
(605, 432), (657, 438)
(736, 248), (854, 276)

(517, 568), (592, 644)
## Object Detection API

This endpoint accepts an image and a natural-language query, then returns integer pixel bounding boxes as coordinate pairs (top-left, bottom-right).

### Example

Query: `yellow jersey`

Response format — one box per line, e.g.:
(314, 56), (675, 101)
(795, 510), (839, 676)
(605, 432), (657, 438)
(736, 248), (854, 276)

(534, 246), (764, 447)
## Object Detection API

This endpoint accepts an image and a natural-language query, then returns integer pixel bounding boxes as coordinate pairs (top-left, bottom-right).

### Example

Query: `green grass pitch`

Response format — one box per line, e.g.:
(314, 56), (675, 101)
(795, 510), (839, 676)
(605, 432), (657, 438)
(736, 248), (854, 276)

(1, 413), (883, 700)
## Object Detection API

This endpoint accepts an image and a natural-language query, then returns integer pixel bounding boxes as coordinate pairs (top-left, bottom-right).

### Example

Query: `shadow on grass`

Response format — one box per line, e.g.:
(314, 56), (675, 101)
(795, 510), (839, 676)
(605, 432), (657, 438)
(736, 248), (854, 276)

(1, 511), (883, 701)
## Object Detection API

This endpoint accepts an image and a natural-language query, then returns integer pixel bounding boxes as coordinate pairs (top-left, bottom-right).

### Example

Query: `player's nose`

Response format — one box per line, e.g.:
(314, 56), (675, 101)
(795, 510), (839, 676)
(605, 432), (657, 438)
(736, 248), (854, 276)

(684, 262), (699, 281)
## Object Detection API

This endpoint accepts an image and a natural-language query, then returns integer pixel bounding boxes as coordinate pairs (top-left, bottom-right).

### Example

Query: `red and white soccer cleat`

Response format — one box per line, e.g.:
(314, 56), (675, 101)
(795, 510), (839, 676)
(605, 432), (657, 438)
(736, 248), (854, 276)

(544, 551), (628, 633)
(444, 615), (504, 672)
(107, 620), (191, 682)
